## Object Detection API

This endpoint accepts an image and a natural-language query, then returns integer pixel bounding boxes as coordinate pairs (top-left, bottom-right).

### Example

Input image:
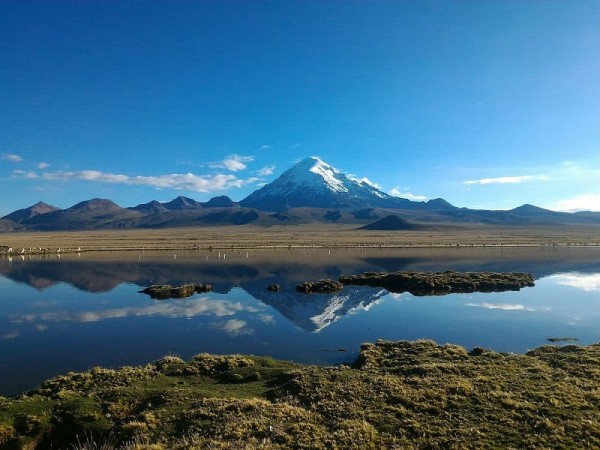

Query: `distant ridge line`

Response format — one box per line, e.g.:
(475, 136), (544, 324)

(1, 157), (599, 231)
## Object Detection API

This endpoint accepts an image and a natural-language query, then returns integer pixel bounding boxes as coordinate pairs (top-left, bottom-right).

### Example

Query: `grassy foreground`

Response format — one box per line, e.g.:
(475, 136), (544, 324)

(1, 340), (599, 449)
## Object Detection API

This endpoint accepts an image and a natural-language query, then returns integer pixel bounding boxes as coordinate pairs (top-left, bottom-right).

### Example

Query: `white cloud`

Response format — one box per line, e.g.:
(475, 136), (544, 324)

(11, 297), (248, 324)
(465, 302), (537, 311)
(1, 332), (19, 340)
(2, 153), (23, 162)
(37, 162), (50, 169)
(390, 187), (428, 201)
(216, 319), (253, 336)
(551, 273), (600, 292)
(256, 165), (275, 176)
(464, 175), (549, 185)
(258, 314), (275, 325)
(547, 194), (600, 212)
(79, 170), (130, 183)
(133, 173), (247, 191)
(257, 145), (271, 151)
(13, 170), (38, 179)
(558, 160), (600, 176)
(210, 154), (254, 172)
(19, 169), (257, 193)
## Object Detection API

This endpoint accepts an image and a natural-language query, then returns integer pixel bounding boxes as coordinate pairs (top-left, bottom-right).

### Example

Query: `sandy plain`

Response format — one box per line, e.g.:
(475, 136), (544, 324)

(1, 223), (599, 253)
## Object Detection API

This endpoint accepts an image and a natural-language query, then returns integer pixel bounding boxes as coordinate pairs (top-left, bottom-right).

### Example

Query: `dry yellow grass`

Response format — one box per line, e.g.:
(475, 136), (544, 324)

(1, 224), (599, 253)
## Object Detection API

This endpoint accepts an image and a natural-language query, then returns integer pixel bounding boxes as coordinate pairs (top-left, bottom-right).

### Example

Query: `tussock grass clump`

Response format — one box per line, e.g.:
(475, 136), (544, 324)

(1, 340), (599, 449)
(192, 353), (256, 375)
(0, 423), (16, 445)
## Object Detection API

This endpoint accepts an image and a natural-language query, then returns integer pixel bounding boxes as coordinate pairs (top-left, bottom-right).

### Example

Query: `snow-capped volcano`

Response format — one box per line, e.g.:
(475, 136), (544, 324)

(240, 157), (400, 211)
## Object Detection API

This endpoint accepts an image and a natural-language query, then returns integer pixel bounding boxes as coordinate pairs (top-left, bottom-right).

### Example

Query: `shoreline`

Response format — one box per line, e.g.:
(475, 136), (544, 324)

(2, 224), (600, 255)
(2, 242), (600, 257)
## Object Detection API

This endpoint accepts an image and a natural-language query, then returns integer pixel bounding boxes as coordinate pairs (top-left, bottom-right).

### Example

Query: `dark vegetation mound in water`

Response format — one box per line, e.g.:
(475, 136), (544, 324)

(296, 279), (344, 294)
(139, 283), (212, 299)
(547, 337), (579, 342)
(1, 340), (599, 449)
(339, 270), (535, 295)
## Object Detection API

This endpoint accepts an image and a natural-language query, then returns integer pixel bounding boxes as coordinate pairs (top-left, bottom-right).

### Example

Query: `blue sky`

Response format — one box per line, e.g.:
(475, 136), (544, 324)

(1, 1), (599, 215)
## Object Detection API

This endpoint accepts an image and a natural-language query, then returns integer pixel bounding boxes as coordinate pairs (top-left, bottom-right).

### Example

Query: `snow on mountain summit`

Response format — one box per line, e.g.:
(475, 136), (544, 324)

(305, 157), (348, 193)
(277, 157), (350, 193)
(240, 157), (399, 211)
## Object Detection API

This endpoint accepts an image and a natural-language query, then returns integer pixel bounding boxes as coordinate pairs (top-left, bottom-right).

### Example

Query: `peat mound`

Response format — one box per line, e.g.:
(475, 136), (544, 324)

(139, 283), (213, 299)
(296, 279), (344, 294)
(339, 271), (534, 296)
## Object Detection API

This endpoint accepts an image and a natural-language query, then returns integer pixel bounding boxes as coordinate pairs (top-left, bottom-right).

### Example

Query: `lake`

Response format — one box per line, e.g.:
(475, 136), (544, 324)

(1, 246), (599, 396)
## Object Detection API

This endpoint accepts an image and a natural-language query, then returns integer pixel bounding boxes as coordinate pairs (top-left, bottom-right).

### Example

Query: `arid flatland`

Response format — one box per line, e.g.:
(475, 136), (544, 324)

(2, 224), (600, 254)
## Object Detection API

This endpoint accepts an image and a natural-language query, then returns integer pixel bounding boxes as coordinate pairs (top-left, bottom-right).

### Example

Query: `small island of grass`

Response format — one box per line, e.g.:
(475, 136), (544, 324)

(139, 283), (212, 300)
(339, 270), (535, 295)
(1, 340), (599, 449)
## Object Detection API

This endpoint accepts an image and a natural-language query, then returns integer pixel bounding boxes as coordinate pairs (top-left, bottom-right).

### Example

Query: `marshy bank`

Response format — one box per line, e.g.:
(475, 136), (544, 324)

(1, 339), (599, 449)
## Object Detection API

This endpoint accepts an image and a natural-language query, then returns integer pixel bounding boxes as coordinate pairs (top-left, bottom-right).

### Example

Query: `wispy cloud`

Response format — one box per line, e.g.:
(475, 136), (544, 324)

(37, 162), (50, 169)
(256, 165), (275, 176)
(390, 187), (427, 201)
(466, 302), (537, 311)
(1, 331), (20, 340)
(547, 194), (600, 212)
(17, 169), (259, 193)
(551, 272), (600, 292)
(258, 314), (275, 325)
(11, 297), (249, 324)
(210, 154), (254, 172)
(13, 170), (38, 179)
(557, 160), (600, 177)
(2, 153), (23, 162)
(464, 175), (549, 185)
(42, 170), (130, 183)
(215, 319), (253, 336)
(257, 145), (271, 151)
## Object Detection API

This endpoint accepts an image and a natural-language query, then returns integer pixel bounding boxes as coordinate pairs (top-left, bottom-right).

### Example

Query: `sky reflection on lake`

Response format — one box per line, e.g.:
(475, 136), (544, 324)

(0, 247), (599, 396)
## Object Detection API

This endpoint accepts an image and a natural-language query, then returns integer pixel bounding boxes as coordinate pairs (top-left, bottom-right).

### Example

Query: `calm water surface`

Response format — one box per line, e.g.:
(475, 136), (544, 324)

(1, 247), (599, 396)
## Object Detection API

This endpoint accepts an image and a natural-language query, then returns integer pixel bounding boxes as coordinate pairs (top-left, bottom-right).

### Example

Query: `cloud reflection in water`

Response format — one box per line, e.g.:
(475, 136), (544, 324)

(10, 297), (251, 324)
(214, 319), (254, 336)
(552, 272), (600, 292)
(465, 303), (538, 311)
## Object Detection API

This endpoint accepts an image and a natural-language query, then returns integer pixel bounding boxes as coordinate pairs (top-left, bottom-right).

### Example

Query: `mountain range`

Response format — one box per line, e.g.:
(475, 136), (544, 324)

(1, 157), (598, 231)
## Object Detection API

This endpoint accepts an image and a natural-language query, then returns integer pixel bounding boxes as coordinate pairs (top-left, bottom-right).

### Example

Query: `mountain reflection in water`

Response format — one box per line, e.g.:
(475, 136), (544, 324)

(1, 247), (599, 396)
(2, 246), (600, 293)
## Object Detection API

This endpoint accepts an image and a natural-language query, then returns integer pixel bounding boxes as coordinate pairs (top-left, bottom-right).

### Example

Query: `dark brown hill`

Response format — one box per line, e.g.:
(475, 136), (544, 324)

(1, 201), (61, 223)
(359, 214), (423, 230)
(23, 199), (143, 230)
